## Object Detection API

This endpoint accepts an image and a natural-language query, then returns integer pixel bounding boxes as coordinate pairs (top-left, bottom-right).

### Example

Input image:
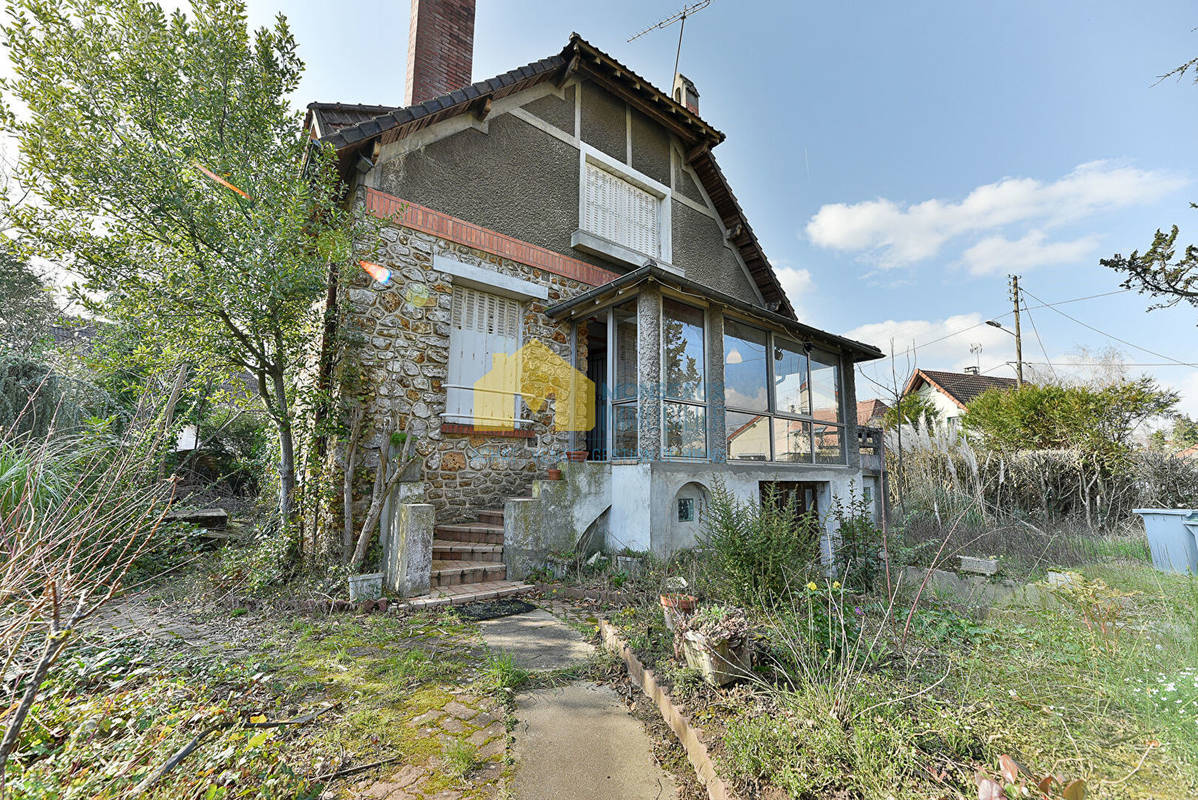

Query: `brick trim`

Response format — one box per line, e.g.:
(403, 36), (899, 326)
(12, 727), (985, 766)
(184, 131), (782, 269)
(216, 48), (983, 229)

(364, 188), (621, 288)
(440, 422), (536, 439)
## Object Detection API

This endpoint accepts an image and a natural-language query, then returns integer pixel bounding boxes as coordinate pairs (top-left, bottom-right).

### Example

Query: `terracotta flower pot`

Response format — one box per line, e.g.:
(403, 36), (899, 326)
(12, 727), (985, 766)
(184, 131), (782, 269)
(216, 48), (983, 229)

(546, 468), (562, 480)
(567, 449), (588, 462)
(659, 593), (697, 633)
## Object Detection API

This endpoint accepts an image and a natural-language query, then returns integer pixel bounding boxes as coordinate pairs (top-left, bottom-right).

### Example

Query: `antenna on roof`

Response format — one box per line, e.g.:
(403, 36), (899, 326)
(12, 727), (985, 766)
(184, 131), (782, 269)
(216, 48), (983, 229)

(627, 0), (713, 79)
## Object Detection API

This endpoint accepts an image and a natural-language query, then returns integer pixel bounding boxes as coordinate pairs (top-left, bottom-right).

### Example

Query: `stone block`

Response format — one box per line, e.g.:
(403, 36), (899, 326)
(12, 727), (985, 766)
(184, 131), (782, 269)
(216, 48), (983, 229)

(382, 501), (434, 597)
(959, 556), (999, 576)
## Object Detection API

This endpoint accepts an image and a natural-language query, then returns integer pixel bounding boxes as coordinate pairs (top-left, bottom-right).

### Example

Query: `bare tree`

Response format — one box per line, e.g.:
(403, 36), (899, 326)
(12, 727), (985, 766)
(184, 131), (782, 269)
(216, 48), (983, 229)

(0, 392), (175, 786)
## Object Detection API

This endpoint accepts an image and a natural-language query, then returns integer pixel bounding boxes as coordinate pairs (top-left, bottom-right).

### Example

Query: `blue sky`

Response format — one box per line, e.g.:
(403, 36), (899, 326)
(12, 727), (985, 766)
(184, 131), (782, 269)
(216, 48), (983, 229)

(242, 0), (1198, 414)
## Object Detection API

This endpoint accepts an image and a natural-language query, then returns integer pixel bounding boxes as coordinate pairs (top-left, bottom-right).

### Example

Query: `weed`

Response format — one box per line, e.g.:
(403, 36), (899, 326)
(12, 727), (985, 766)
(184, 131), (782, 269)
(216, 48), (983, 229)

(443, 739), (479, 779)
(482, 652), (530, 692)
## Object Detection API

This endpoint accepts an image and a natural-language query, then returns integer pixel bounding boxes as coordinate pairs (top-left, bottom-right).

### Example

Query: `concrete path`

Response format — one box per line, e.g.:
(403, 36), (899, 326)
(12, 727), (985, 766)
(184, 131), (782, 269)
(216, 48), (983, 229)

(481, 608), (676, 800)
(478, 608), (594, 670)
(513, 682), (675, 800)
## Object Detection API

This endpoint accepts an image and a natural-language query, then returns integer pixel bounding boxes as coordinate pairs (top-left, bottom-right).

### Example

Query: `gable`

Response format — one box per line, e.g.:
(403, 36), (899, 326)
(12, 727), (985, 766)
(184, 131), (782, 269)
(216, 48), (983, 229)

(313, 34), (797, 319)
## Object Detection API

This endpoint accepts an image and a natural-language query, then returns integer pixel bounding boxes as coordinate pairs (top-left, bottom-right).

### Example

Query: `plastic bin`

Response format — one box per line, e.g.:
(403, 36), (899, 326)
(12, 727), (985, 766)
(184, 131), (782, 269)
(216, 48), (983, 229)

(1132, 509), (1198, 575)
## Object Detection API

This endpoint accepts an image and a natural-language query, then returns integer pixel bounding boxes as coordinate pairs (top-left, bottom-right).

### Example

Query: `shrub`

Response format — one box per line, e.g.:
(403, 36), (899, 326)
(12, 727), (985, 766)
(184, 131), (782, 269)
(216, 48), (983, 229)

(697, 483), (821, 607)
(829, 486), (882, 591)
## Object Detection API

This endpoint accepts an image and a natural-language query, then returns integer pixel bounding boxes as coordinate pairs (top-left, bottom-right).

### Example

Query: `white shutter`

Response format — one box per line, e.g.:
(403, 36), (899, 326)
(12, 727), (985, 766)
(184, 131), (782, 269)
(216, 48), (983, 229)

(448, 287), (521, 423)
(584, 162), (660, 257)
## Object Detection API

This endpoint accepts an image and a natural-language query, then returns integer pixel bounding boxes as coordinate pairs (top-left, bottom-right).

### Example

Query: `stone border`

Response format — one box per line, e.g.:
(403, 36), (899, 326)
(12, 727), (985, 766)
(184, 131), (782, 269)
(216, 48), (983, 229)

(597, 619), (742, 800)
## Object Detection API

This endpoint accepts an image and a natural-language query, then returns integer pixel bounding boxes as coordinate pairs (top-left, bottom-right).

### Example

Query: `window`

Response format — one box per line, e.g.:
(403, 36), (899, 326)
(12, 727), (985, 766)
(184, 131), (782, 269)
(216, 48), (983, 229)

(583, 162), (661, 258)
(611, 302), (638, 459)
(447, 287), (521, 425)
(678, 497), (695, 522)
(723, 319), (846, 464)
(663, 299), (706, 458)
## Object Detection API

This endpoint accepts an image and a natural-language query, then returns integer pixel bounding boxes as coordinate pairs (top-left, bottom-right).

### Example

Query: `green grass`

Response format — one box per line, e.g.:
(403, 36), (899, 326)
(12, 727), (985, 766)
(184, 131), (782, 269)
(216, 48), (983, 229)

(713, 563), (1198, 800)
(481, 652), (530, 692)
(444, 739), (480, 779)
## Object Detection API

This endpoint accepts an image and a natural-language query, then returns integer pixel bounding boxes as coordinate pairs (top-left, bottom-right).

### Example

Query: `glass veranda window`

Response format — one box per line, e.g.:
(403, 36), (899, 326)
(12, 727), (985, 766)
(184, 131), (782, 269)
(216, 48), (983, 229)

(663, 299), (706, 458)
(611, 303), (638, 459)
(724, 320), (769, 461)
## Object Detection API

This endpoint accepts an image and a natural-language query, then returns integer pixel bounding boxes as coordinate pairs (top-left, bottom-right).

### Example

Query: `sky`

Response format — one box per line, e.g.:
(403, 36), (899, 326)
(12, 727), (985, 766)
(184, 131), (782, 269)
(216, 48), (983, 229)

(66, 1), (1198, 415)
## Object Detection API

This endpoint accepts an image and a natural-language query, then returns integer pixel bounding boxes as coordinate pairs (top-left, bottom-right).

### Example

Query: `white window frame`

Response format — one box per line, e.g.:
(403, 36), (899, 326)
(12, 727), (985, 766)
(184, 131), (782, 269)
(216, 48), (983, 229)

(576, 145), (672, 265)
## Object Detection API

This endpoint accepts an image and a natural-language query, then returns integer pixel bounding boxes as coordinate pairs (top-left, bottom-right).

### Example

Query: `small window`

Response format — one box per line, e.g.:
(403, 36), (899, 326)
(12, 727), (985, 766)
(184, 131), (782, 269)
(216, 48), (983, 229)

(677, 497), (695, 522)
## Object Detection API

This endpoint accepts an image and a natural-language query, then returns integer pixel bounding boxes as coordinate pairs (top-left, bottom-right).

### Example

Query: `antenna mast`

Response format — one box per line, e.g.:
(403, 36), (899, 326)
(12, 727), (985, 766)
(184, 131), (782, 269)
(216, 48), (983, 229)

(627, 0), (713, 79)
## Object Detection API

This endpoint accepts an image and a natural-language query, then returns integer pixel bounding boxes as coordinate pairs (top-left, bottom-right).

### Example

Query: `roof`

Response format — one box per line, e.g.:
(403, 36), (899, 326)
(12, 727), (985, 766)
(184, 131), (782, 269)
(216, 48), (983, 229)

(545, 265), (884, 363)
(304, 103), (400, 138)
(308, 33), (798, 319)
(904, 369), (1018, 409)
(856, 398), (889, 426)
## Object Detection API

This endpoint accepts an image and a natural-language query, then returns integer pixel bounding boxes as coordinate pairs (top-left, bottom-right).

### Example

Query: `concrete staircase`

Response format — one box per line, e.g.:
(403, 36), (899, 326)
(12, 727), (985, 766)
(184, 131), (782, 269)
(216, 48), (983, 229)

(395, 507), (532, 611)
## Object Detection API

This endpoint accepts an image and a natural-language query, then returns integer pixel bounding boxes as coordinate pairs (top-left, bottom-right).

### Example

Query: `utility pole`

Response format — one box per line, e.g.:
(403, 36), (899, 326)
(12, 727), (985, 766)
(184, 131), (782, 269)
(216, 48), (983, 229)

(1010, 274), (1024, 387)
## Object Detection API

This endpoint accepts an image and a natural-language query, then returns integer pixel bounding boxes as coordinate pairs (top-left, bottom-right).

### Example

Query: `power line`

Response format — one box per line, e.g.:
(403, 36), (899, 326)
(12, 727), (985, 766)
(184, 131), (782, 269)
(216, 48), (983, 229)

(1021, 298), (1057, 380)
(860, 287), (1132, 363)
(1019, 286), (1198, 369)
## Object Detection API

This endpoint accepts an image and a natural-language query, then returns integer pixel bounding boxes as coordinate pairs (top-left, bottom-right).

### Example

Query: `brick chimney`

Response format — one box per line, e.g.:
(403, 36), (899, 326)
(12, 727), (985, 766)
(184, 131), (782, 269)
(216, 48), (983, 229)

(405, 0), (475, 106)
(672, 73), (699, 115)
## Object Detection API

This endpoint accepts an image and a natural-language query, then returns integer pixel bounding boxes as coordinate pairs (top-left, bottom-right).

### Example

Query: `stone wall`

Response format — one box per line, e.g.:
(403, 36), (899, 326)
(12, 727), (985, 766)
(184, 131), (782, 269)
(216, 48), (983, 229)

(333, 221), (594, 531)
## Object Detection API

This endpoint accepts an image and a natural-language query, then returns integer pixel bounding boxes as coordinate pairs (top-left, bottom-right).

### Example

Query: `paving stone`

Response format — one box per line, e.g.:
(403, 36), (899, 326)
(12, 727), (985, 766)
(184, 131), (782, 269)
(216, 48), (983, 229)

(478, 736), (506, 761)
(410, 709), (443, 727)
(441, 716), (468, 734)
(442, 700), (478, 721)
(468, 720), (505, 747)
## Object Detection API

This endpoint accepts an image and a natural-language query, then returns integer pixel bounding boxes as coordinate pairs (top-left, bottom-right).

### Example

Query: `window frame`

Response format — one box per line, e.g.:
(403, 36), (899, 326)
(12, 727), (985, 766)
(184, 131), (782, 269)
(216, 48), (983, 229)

(660, 297), (708, 461)
(722, 317), (847, 466)
(577, 145), (672, 264)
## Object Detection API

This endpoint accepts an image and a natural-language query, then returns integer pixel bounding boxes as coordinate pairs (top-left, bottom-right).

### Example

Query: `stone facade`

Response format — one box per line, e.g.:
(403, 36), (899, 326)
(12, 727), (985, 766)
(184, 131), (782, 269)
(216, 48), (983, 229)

(334, 220), (593, 529)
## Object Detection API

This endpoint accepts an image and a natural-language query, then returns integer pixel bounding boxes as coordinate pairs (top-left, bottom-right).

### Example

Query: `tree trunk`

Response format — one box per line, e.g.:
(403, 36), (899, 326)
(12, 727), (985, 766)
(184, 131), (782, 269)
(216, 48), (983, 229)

(271, 368), (297, 524)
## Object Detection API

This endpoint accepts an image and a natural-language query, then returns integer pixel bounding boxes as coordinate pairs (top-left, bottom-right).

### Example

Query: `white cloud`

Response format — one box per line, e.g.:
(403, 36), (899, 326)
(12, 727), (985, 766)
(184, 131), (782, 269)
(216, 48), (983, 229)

(806, 161), (1186, 268)
(960, 230), (1101, 275)
(775, 266), (813, 313)
(843, 313), (1018, 390)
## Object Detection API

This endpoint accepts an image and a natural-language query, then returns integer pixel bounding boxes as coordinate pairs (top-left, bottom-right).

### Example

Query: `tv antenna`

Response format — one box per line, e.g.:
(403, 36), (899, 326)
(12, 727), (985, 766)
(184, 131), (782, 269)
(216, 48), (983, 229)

(628, 0), (714, 79)
(970, 343), (983, 372)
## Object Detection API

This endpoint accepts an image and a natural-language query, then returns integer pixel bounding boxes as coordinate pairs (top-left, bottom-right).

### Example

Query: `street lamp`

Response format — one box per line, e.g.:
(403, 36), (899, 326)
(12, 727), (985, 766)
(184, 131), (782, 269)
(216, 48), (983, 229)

(985, 321), (1023, 385)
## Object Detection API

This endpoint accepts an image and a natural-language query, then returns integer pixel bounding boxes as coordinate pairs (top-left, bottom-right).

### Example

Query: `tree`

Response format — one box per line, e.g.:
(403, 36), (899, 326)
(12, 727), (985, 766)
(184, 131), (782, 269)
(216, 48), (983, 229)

(0, 249), (56, 355)
(0, 0), (375, 524)
(963, 378), (1178, 465)
(883, 392), (940, 432)
(1149, 414), (1198, 453)
(1100, 55), (1198, 317)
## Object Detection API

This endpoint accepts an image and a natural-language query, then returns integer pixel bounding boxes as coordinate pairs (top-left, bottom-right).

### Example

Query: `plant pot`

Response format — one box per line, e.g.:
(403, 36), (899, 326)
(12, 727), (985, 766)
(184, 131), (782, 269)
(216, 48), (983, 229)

(545, 557), (570, 580)
(660, 593), (696, 631)
(567, 450), (588, 462)
(614, 554), (643, 577)
(681, 630), (752, 686)
(546, 468), (562, 480)
(347, 572), (384, 602)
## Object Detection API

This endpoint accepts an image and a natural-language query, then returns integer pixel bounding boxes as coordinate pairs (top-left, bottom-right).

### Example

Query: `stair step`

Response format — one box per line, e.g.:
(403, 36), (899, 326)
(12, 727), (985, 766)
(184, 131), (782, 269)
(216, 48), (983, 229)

(396, 581), (534, 611)
(432, 539), (503, 562)
(478, 509), (504, 525)
(435, 523), (503, 545)
(430, 560), (506, 588)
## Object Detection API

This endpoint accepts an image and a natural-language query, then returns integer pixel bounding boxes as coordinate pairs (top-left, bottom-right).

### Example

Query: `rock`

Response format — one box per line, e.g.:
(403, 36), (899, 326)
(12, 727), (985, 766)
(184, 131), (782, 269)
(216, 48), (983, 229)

(959, 555), (999, 576)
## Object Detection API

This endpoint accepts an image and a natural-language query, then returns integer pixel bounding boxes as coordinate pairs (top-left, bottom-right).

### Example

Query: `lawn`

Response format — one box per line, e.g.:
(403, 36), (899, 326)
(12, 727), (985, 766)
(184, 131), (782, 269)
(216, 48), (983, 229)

(605, 561), (1198, 800)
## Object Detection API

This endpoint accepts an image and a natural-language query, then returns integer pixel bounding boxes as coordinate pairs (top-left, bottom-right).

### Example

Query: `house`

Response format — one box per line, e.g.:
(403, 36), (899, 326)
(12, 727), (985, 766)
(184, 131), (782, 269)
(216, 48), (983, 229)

(856, 399), (889, 429)
(305, 0), (884, 596)
(902, 368), (1017, 431)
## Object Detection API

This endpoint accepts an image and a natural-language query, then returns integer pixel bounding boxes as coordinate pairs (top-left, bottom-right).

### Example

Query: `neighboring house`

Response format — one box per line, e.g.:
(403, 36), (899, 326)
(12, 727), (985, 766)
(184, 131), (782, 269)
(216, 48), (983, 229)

(903, 368), (1017, 431)
(305, 0), (884, 596)
(856, 399), (889, 429)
